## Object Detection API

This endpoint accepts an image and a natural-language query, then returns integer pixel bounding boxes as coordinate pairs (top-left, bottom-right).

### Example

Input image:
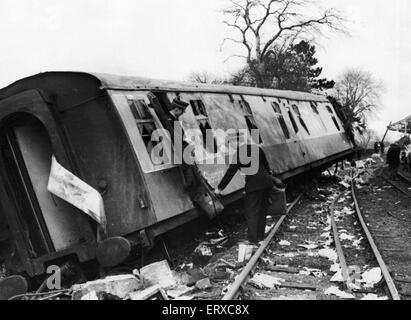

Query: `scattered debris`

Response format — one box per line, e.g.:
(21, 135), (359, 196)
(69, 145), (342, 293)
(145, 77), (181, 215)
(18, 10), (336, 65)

(324, 286), (355, 299)
(361, 268), (382, 288)
(129, 285), (168, 300)
(80, 291), (99, 300)
(278, 240), (291, 246)
(194, 243), (213, 256)
(195, 278), (212, 290)
(360, 294), (389, 300)
(140, 260), (177, 289)
(340, 233), (355, 241)
(330, 269), (344, 283)
(249, 273), (283, 289)
(167, 285), (194, 299)
(72, 274), (143, 300)
(318, 248), (338, 262)
(238, 243), (254, 263)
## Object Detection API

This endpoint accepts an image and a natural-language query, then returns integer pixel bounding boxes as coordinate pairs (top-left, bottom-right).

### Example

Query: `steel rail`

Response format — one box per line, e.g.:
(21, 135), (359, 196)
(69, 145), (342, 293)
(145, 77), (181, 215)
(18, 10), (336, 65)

(350, 179), (401, 300)
(330, 192), (353, 291)
(222, 194), (303, 300)
(382, 173), (411, 199)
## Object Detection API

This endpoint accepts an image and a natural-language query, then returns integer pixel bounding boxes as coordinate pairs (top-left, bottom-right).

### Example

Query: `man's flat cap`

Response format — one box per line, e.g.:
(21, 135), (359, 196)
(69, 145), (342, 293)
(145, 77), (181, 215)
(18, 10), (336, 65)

(171, 98), (189, 110)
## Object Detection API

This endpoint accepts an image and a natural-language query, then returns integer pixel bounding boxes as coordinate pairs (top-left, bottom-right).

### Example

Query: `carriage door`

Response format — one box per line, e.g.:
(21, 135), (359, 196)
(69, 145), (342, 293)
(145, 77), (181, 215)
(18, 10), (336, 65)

(4, 117), (83, 253)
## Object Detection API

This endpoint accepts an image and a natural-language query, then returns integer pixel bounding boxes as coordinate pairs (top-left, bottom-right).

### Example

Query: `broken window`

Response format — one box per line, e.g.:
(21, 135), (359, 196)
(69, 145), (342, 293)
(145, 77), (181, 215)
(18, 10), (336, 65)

(310, 102), (319, 114)
(238, 98), (262, 144)
(287, 107), (299, 134)
(127, 98), (166, 163)
(291, 105), (310, 135)
(190, 100), (218, 154)
(326, 104), (341, 131)
(271, 102), (290, 139)
(311, 102), (327, 132)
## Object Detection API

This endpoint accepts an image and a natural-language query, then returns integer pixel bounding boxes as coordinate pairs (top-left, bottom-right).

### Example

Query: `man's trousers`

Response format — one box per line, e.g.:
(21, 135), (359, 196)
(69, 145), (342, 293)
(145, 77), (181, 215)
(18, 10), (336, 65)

(243, 188), (270, 243)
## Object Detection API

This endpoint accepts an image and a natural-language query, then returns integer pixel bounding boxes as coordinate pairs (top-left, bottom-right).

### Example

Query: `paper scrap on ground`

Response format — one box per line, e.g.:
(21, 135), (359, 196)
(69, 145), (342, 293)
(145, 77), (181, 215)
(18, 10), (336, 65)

(361, 294), (389, 300)
(330, 269), (344, 282)
(47, 155), (106, 230)
(318, 248), (338, 262)
(361, 268), (382, 288)
(250, 273), (283, 289)
(340, 233), (355, 241)
(330, 263), (340, 273)
(140, 260), (177, 289)
(324, 286), (355, 299)
(279, 240), (291, 246)
(195, 243), (213, 256)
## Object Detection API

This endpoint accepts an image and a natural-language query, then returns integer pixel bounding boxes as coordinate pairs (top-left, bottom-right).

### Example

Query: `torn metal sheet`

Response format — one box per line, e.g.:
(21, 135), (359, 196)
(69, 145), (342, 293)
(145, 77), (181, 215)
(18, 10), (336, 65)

(47, 156), (106, 230)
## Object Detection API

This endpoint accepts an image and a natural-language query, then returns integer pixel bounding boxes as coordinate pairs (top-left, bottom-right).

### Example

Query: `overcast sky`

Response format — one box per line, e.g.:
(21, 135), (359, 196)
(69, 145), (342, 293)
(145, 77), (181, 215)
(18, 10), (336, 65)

(0, 0), (409, 138)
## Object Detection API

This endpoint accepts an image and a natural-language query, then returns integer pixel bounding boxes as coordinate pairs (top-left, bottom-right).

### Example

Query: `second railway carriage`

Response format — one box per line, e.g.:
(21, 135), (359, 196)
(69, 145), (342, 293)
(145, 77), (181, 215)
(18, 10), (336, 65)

(0, 72), (354, 277)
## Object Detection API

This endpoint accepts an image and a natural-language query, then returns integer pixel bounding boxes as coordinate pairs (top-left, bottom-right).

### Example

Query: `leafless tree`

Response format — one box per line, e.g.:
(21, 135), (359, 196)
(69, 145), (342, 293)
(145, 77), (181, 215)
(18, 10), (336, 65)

(188, 71), (227, 84)
(221, 0), (346, 86)
(334, 69), (385, 123)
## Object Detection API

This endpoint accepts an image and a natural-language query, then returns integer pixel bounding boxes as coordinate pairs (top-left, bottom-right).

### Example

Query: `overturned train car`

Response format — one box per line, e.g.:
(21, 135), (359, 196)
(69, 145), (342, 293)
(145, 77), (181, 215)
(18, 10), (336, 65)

(0, 72), (354, 277)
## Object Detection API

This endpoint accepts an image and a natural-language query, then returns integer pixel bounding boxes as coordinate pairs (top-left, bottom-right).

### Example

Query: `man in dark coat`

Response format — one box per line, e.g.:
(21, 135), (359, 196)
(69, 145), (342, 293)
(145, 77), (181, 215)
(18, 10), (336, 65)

(386, 143), (401, 180)
(215, 142), (284, 244)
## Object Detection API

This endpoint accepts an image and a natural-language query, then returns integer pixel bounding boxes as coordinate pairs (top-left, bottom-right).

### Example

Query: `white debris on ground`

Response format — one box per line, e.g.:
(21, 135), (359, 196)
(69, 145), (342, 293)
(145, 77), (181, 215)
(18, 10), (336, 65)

(330, 269), (344, 283)
(360, 294), (389, 300)
(238, 243), (255, 263)
(140, 260), (177, 289)
(72, 274), (143, 300)
(278, 240), (291, 246)
(340, 233), (355, 241)
(318, 248), (338, 262)
(194, 243), (213, 257)
(360, 268), (382, 288)
(324, 286), (355, 299)
(249, 273), (284, 289)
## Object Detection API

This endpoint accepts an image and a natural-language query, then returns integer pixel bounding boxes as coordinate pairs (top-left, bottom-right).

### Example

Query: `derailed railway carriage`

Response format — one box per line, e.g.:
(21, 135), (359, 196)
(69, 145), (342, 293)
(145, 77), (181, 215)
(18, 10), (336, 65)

(0, 72), (354, 278)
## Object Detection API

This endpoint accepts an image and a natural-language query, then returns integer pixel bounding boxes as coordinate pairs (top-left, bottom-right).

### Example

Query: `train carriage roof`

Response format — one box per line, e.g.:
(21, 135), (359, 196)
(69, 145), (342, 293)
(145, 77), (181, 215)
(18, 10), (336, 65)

(388, 116), (411, 134)
(0, 71), (328, 103)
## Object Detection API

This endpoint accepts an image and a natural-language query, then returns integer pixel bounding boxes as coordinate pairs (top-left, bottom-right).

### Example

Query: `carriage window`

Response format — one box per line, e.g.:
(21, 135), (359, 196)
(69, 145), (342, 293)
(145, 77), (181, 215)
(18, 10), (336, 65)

(190, 100), (217, 154)
(326, 104), (341, 131)
(271, 102), (290, 139)
(128, 98), (167, 164)
(332, 117), (341, 131)
(238, 99), (262, 143)
(310, 102), (319, 114)
(292, 104), (310, 135)
(287, 109), (299, 134)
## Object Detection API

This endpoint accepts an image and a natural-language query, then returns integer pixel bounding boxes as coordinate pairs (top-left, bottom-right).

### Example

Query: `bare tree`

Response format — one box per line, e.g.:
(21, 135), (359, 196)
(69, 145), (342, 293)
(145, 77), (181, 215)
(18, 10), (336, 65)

(221, 0), (346, 87)
(188, 71), (227, 84)
(334, 69), (385, 127)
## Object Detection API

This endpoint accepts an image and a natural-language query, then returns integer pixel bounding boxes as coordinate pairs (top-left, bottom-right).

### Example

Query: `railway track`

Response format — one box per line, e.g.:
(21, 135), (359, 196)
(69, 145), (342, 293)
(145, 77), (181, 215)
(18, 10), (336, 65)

(382, 171), (411, 199)
(221, 171), (408, 300)
(222, 194), (303, 300)
(334, 178), (400, 299)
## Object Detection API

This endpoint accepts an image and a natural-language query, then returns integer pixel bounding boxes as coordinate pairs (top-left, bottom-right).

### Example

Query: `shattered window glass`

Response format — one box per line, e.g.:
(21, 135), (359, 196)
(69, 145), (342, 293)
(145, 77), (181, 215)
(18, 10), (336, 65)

(127, 98), (166, 164)
(190, 99), (217, 154)
(271, 102), (290, 139)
